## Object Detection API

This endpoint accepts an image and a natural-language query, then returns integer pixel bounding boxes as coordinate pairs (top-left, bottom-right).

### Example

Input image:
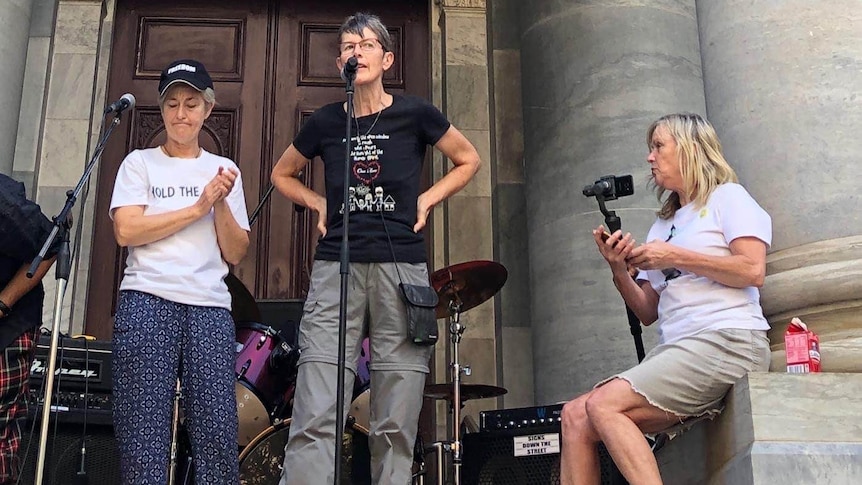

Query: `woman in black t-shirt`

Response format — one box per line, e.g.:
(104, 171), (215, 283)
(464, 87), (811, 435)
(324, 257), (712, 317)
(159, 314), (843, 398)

(271, 11), (480, 485)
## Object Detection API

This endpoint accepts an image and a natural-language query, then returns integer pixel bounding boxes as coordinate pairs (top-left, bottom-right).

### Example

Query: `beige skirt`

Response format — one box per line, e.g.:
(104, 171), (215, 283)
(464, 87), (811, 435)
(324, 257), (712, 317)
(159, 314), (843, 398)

(597, 328), (771, 435)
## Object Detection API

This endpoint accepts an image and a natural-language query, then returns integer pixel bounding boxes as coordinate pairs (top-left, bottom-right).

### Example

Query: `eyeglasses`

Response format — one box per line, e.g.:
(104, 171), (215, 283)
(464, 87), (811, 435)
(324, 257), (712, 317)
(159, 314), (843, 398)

(662, 225), (682, 281)
(340, 38), (384, 54)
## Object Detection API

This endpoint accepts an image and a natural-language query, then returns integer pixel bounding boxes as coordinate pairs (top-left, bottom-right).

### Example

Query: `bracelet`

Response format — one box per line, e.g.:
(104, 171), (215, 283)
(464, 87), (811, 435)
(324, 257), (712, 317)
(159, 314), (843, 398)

(0, 299), (10, 316)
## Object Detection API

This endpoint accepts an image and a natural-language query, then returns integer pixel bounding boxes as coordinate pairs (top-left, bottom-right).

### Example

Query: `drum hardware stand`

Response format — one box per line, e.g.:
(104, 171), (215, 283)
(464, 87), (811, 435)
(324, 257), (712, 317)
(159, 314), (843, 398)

(412, 459), (427, 485)
(447, 299), (467, 485)
(168, 378), (184, 485)
(425, 297), (467, 485)
(423, 441), (450, 485)
(411, 434), (428, 485)
(424, 261), (509, 485)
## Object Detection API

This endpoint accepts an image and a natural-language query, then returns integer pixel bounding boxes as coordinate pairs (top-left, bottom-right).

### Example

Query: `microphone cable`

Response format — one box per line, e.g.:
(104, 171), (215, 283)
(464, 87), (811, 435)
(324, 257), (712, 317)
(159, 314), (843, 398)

(73, 335), (96, 484)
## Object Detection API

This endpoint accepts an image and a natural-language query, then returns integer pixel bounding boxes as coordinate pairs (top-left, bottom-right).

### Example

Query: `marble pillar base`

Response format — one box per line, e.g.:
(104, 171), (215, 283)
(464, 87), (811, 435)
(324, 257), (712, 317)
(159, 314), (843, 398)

(657, 373), (862, 485)
(761, 236), (862, 373)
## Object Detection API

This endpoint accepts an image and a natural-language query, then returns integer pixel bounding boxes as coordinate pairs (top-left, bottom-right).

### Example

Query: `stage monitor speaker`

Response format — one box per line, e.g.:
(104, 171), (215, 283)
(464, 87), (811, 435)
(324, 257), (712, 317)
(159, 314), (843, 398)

(256, 299), (304, 346)
(462, 426), (626, 485)
(18, 418), (120, 485)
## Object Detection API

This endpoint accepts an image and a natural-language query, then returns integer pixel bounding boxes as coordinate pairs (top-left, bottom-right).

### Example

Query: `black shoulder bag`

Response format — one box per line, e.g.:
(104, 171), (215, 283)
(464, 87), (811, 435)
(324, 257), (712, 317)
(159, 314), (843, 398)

(379, 212), (439, 346)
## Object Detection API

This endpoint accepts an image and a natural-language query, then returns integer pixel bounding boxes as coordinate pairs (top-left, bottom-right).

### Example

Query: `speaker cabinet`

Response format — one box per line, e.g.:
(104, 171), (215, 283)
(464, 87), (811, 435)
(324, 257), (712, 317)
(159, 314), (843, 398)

(462, 426), (626, 485)
(18, 419), (120, 485)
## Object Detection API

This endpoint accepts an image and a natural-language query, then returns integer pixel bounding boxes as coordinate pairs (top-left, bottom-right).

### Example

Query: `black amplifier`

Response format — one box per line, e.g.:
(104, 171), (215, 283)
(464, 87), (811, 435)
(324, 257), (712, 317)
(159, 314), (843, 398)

(28, 334), (114, 424)
(26, 389), (114, 426)
(30, 334), (114, 394)
(480, 403), (564, 432)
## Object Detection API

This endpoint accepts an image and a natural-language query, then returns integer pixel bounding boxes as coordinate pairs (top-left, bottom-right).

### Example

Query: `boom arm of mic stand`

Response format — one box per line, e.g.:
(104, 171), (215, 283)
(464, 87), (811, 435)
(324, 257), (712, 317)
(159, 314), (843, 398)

(27, 115), (122, 278)
(597, 195), (646, 363)
(248, 184), (275, 227)
(32, 112), (123, 485)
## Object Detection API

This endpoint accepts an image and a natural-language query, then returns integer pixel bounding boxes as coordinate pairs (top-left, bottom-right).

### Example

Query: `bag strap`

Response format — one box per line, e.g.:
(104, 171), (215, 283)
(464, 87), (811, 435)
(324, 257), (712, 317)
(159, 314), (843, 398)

(377, 202), (406, 285)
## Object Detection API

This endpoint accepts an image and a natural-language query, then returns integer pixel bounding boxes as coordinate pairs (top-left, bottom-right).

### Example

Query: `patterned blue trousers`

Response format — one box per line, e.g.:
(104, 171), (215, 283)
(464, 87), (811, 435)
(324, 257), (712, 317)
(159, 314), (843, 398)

(112, 290), (238, 484)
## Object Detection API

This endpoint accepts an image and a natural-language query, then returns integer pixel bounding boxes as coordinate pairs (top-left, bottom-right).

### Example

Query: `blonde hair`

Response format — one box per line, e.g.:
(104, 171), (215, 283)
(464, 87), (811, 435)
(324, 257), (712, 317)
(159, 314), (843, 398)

(647, 113), (738, 219)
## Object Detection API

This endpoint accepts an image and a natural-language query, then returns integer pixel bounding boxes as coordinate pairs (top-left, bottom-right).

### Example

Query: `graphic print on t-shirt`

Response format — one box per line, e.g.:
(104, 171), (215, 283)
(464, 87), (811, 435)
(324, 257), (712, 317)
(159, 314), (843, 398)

(340, 133), (396, 214)
(151, 185), (202, 199)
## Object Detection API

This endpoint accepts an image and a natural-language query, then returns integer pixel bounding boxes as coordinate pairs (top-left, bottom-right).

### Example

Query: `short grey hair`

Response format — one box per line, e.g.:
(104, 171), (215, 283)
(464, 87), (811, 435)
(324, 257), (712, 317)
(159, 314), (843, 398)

(338, 12), (392, 52)
(158, 85), (216, 109)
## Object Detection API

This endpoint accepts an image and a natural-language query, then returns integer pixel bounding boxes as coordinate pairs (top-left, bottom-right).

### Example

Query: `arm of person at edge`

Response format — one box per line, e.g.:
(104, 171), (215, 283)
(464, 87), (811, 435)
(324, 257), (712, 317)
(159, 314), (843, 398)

(271, 145), (328, 236)
(113, 168), (249, 265)
(414, 125), (481, 232)
(0, 257), (57, 319)
(0, 178), (60, 318)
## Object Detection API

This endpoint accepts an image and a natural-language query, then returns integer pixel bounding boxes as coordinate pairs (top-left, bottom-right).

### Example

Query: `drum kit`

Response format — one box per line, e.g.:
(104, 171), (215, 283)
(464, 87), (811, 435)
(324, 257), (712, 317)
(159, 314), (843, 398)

(170, 261), (508, 484)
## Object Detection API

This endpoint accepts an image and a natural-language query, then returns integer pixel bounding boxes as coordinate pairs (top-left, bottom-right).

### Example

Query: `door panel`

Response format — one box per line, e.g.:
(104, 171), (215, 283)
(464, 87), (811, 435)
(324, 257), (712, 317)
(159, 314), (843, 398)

(87, 0), (429, 339)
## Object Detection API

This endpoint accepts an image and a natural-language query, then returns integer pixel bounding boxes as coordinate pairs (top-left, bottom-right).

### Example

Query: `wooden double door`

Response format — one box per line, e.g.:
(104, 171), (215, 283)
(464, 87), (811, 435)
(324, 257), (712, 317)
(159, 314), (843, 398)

(87, 0), (430, 339)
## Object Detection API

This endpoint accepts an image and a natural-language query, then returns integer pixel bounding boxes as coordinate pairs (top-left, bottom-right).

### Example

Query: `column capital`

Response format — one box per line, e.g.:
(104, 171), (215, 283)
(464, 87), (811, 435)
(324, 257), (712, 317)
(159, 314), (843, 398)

(437, 0), (485, 9)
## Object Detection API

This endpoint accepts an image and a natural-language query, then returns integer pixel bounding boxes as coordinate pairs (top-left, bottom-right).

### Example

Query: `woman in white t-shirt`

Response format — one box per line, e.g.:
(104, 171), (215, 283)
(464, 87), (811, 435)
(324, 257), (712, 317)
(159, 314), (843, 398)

(560, 113), (772, 484)
(109, 59), (250, 484)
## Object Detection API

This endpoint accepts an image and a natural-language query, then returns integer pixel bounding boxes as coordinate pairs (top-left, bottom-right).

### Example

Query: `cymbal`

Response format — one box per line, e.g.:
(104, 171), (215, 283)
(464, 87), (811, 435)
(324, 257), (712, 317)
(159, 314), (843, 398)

(430, 260), (508, 318)
(424, 383), (508, 402)
(225, 272), (261, 323)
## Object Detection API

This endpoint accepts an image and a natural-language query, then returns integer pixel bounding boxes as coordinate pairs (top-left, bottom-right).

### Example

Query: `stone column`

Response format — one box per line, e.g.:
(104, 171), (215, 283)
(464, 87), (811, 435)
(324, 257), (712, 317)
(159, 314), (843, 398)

(431, 0), (497, 438)
(37, 0), (108, 334)
(520, 0), (705, 403)
(696, 1), (862, 372)
(488, 0), (533, 409)
(0, 0), (34, 174)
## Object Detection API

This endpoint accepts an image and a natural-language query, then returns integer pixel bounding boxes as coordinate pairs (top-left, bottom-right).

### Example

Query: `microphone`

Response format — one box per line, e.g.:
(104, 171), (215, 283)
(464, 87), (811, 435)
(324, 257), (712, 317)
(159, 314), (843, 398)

(103, 93), (136, 114)
(340, 56), (359, 81)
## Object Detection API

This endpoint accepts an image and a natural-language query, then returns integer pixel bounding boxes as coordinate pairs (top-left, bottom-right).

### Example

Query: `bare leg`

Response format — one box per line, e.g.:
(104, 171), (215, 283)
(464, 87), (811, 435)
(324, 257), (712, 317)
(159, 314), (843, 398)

(560, 391), (601, 485)
(585, 379), (680, 485)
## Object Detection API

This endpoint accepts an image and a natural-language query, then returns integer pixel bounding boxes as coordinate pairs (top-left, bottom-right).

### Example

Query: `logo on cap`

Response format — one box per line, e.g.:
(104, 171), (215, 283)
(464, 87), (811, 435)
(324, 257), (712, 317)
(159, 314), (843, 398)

(167, 63), (197, 75)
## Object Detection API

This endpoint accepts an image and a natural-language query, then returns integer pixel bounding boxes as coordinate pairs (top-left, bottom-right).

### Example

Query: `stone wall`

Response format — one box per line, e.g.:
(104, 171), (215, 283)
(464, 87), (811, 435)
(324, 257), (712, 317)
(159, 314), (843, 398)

(658, 373), (862, 484)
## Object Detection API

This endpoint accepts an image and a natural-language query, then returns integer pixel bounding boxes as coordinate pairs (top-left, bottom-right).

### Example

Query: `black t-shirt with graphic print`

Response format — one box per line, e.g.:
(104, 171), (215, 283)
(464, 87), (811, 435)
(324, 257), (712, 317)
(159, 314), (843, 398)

(293, 94), (450, 263)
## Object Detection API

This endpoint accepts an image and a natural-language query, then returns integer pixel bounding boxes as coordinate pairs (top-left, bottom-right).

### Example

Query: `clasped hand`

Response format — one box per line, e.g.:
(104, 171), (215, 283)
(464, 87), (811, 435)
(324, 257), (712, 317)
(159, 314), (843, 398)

(197, 167), (238, 212)
(592, 225), (676, 274)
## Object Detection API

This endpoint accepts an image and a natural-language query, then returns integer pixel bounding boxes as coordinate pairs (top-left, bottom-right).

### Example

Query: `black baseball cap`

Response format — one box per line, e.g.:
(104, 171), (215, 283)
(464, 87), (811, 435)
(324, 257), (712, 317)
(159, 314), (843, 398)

(158, 59), (214, 96)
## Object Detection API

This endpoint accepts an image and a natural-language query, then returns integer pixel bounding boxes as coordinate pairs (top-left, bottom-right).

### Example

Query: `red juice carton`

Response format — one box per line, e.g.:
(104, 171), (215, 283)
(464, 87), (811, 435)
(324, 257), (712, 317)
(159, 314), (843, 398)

(785, 317), (821, 373)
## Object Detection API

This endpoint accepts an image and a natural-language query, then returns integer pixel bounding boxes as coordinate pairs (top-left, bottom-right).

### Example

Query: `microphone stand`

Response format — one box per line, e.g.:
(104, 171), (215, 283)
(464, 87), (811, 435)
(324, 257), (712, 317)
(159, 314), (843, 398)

(248, 184), (275, 227)
(28, 111), (125, 485)
(594, 194), (646, 362)
(334, 63), (357, 482)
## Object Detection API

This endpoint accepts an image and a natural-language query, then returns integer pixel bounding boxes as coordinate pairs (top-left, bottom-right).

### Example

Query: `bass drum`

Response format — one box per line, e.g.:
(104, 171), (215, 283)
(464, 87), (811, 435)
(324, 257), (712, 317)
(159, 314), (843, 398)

(238, 419), (371, 485)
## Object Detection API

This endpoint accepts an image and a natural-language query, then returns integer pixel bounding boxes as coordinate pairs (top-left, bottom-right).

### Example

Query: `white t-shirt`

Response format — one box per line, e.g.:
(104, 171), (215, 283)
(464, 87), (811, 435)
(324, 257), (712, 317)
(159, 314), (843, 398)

(637, 183), (772, 344)
(109, 147), (250, 309)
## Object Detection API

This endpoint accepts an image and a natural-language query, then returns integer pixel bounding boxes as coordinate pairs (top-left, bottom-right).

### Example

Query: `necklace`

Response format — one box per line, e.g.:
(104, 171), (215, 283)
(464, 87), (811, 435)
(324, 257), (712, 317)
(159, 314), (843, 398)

(161, 144), (202, 158)
(353, 100), (385, 137)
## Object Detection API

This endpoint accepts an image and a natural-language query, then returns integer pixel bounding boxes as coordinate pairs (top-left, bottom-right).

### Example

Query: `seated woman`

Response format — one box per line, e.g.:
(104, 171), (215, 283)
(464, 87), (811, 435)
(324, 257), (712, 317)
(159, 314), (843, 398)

(560, 113), (772, 485)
